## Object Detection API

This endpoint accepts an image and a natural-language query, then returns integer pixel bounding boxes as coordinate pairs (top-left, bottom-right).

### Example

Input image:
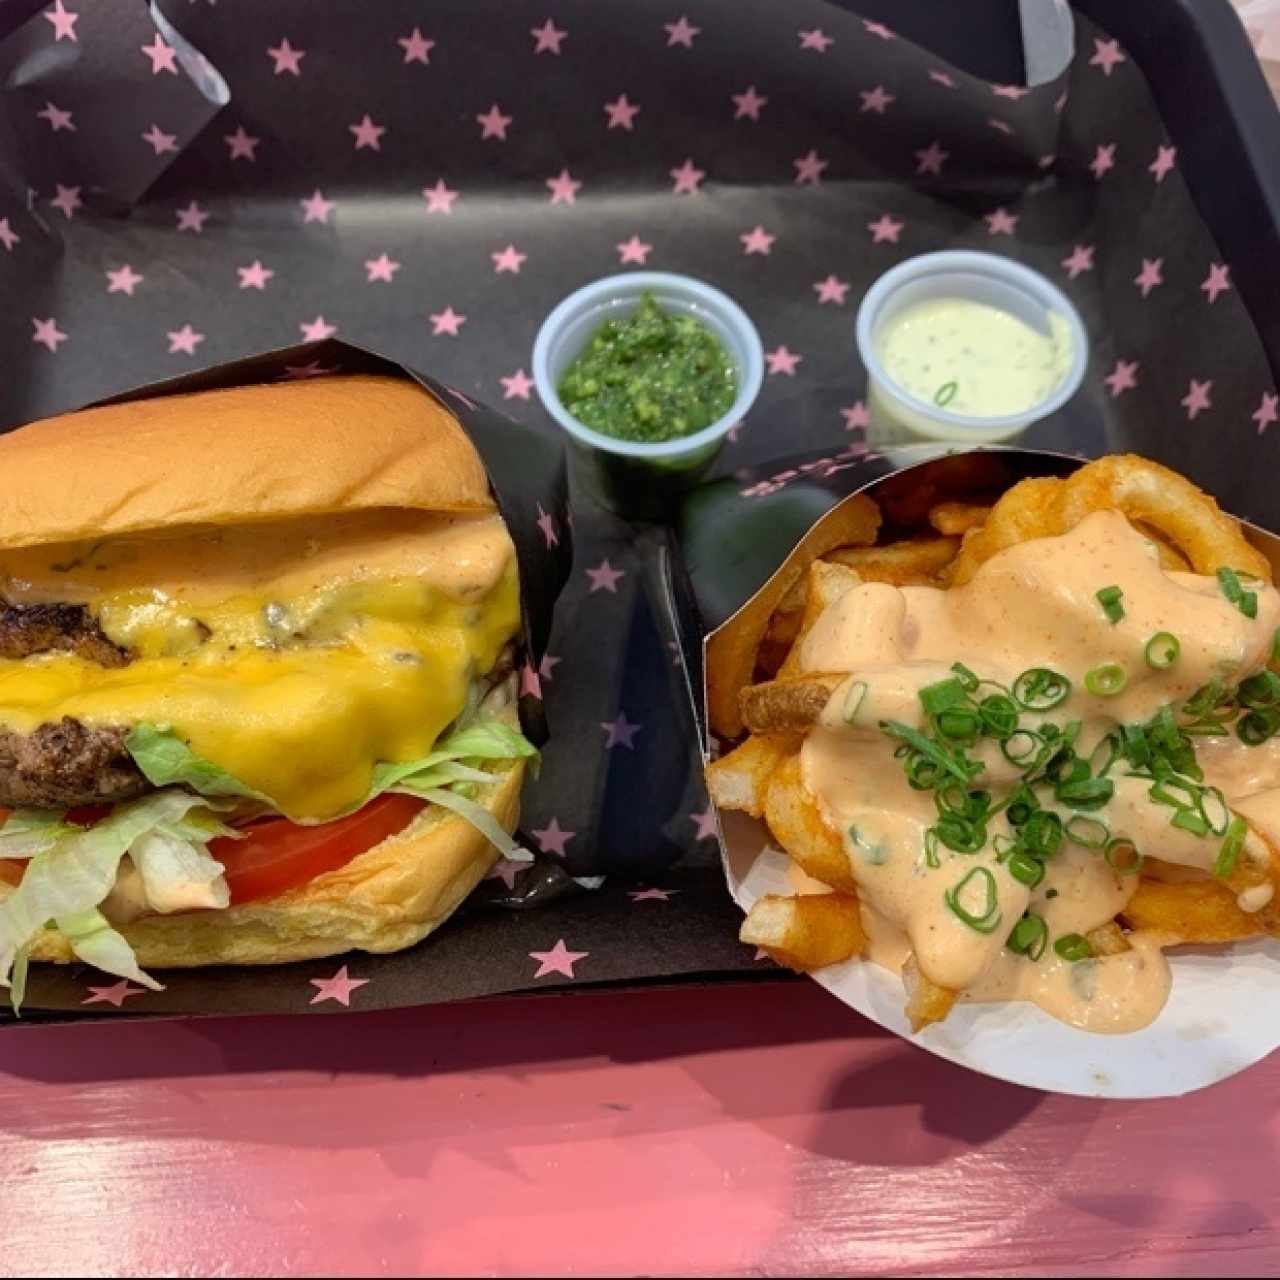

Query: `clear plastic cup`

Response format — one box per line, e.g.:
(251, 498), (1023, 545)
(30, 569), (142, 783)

(533, 272), (763, 518)
(854, 251), (1088, 446)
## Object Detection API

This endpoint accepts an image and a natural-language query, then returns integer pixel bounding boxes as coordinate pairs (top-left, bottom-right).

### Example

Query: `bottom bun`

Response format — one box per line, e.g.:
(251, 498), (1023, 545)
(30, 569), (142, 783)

(17, 738), (524, 970)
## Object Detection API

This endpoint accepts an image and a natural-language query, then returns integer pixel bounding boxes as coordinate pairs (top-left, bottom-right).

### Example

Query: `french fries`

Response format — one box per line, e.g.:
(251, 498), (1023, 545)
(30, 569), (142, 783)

(740, 892), (865, 971)
(705, 453), (1280, 1036)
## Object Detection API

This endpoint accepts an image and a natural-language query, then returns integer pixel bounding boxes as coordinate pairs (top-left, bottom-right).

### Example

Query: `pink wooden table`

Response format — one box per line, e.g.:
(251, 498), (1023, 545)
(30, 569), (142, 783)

(1, 978), (1275, 1277)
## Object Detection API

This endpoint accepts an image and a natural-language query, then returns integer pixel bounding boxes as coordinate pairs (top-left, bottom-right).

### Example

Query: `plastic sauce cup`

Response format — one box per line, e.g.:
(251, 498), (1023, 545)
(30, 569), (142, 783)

(854, 251), (1088, 446)
(533, 272), (763, 519)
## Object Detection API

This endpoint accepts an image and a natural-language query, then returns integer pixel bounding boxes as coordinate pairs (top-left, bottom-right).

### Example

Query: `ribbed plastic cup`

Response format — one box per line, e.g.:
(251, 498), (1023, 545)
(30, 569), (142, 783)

(854, 251), (1088, 446)
(533, 272), (763, 519)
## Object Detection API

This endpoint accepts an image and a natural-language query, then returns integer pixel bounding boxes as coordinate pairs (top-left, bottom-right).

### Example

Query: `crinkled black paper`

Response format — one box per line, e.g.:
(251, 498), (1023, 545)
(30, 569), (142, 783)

(1, 0), (1278, 1019)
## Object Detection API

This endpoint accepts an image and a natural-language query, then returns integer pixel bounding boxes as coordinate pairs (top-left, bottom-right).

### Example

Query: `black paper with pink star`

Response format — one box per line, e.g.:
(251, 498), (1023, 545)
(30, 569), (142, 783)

(1, 0), (1279, 1020)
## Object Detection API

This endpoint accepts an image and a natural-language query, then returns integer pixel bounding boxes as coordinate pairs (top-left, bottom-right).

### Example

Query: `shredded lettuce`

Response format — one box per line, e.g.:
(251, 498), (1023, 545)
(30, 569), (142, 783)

(405, 787), (530, 862)
(9, 945), (30, 1017)
(126, 724), (272, 803)
(56, 908), (163, 991)
(0, 810), (77, 859)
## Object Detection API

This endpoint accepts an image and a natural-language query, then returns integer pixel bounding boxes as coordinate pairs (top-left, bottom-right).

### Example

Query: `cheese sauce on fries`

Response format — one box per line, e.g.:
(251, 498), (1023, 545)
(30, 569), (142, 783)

(800, 510), (1280, 1033)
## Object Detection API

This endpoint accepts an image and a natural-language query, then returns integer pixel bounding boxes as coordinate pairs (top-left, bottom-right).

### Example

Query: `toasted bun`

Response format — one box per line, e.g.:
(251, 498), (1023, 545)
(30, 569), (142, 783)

(15, 750), (524, 970)
(0, 376), (493, 551)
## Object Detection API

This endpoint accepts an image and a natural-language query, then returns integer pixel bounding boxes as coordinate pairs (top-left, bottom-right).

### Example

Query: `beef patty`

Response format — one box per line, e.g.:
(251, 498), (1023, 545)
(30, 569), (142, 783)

(0, 717), (149, 808)
(0, 600), (129, 667)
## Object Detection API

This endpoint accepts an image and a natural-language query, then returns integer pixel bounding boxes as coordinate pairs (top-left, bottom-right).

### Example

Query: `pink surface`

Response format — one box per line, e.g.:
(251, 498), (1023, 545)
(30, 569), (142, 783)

(1, 980), (1277, 1277)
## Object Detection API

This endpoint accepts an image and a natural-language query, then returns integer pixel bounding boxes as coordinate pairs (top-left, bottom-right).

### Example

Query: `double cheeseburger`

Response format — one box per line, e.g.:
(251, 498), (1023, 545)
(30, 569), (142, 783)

(0, 376), (533, 998)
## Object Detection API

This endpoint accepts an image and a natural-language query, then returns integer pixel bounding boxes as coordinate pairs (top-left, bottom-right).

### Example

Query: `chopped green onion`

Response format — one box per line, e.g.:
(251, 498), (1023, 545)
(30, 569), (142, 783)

(919, 678), (969, 716)
(1218, 566), (1259, 619)
(1001, 729), (1041, 766)
(992, 833), (1020, 861)
(1004, 784), (1039, 827)
(934, 380), (958, 407)
(1066, 815), (1109, 848)
(1023, 809), (1063, 857)
(1272, 627), (1280, 664)
(1201, 787), (1230, 836)
(950, 662), (980, 693)
(880, 720), (978, 785)
(936, 707), (981, 743)
(978, 694), (1019, 738)
(1104, 836), (1141, 874)
(1055, 776), (1115, 811)
(934, 814), (986, 853)
(843, 680), (869, 725)
(1121, 723), (1151, 770)
(1008, 849), (1046, 889)
(923, 828), (941, 869)
(1096, 585), (1124, 624)
(1144, 632), (1180, 669)
(1215, 815), (1247, 879)
(1054, 933), (1092, 963)
(1238, 670), (1280, 710)
(1007, 912), (1048, 960)
(944, 866), (1001, 933)
(1237, 709), (1279, 746)
(1085, 663), (1128, 697)
(1012, 667), (1072, 711)
(1171, 808), (1210, 836)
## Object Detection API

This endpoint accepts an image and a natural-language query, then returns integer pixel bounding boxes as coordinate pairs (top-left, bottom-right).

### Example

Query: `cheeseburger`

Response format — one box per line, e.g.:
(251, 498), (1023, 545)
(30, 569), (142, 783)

(0, 375), (534, 1000)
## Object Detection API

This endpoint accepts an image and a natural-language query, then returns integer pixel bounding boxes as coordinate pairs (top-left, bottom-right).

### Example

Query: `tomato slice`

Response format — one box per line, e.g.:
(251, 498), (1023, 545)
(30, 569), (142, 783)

(210, 793), (425, 905)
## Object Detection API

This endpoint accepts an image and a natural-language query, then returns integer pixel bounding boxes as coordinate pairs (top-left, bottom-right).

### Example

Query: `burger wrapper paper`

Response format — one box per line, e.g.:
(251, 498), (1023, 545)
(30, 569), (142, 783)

(691, 446), (1280, 1098)
(0, 0), (1278, 1028)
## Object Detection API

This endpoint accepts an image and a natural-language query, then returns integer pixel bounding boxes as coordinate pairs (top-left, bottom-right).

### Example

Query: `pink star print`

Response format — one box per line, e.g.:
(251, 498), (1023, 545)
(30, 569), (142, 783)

(1090, 144), (1116, 179)
(399, 27), (433, 64)
(501, 369), (534, 399)
(616, 235), (652, 264)
(422, 179), (458, 214)
(429, 306), (466, 336)
(519, 661), (542, 699)
(604, 94), (640, 131)
(237, 259), (273, 290)
(984, 207), (1018, 235)
(1134, 258), (1164, 297)
(167, 324), (204, 355)
(1253, 392), (1279, 435)
(670, 159), (705, 194)
(141, 124), (177, 155)
(106, 264), (143, 295)
(1201, 263), (1231, 304)
(992, 83), (1030, 99)
(1054, 90), (1069, 113)
(1149, 145), (1177, 183)
(224, 126), (259, 161)
(546, 169), (581, 204)
(82, 979), (146, 1007)
(36, 101), (74, 131)
(602, 712), (642, 749)
(487, 857), (526, 891)
(536, 505), (559, 548)
(532, 816), (575, 857)
(867, 213), (903, 243)
(863, 19), (894, 39)
(766, 345), (801, 376)
(50, 183), (81, 220)
(664, 16), (700, 47)
(1061, 244), (1095, 278)
(798, 28), (833, 52)
(491, 245), (526, 274)
(740, 225), (775, 255)
(267, 38), (305, 76)
(929, 69), (956, 88)
(814, 275), (849, 305)
(140, 32), (177, 73)
(1103, 359), (1139, 397)
(1090, 37), (1126, 76)
(176, 200), (209, 232)
(539, 653), (562, 681)
(915, 141), (948, 175)
(988, 118), (1014, 137)
(586, 559), (625, 593)
(364, 253), (399, 283)
(691, 806), (719, 840)
(1181, 379), (1213, 420)
(281, 361), (337, 380)
(349, 114), (385, 151)
(733, 86), (767, 120)
(630, 887), (680, 902)
(860, 85), (894, 113)
(529, 939), (588, 979)
(301, 189), (335, 223)
(477, 104), (512, 140)
(531, 19), (567, 54)
(300, 315), (338, 341)
(44, 0), (78, 41)
(31, 317), (67, 352)
(793, 150), (827, 185)
(0, 219), (20, 252)
(841, 401), (870, 431)
(309, 964), (368, 1006)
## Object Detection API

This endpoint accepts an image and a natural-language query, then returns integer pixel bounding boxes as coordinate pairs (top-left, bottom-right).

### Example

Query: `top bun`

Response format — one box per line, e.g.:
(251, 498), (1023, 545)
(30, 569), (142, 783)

(0, 375), (494, 550)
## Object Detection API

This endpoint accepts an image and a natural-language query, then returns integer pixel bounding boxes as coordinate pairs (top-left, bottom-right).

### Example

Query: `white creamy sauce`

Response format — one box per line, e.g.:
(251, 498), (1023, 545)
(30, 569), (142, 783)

(875, 297), (1073, 417)
(798, 511), (1280, 1033)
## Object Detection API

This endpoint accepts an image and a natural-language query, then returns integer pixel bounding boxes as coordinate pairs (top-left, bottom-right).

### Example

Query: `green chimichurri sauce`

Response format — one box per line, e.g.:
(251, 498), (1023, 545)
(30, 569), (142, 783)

(558, 292), (737, 443)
